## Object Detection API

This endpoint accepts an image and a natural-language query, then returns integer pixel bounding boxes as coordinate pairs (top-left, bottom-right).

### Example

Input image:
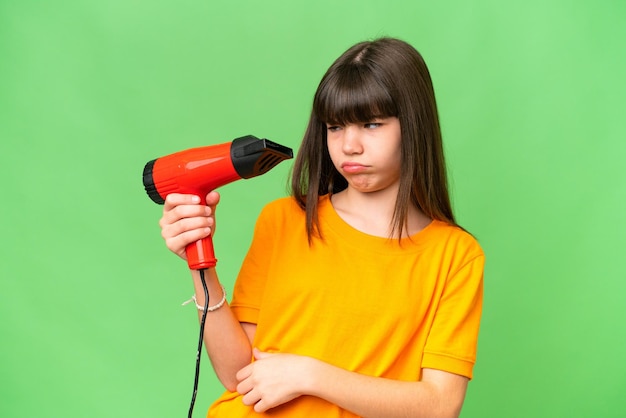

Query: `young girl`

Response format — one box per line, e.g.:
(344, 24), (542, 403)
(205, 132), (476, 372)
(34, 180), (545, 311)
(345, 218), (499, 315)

(159, 37), (484, 417)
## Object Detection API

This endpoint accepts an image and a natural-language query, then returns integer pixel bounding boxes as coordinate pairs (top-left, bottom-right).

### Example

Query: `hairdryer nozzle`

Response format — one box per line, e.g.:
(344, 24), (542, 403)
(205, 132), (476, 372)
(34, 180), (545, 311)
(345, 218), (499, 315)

(231, 136), (293, 179)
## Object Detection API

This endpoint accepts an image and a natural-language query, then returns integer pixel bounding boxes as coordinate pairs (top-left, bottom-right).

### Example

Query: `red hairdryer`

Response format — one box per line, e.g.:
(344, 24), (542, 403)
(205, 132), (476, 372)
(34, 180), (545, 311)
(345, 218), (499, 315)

(142, 135), (293, 270)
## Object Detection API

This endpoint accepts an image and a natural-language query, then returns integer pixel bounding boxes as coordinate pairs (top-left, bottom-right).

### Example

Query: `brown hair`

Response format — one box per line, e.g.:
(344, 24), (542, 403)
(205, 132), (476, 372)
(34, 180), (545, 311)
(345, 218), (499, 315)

(290, 37), (457, 241)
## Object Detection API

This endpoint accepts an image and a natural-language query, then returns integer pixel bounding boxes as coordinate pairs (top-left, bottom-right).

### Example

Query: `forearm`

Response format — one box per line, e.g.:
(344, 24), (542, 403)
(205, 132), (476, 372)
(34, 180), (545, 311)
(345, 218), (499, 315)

(190, 268), (252, 391)
(307, 361), (466, 418)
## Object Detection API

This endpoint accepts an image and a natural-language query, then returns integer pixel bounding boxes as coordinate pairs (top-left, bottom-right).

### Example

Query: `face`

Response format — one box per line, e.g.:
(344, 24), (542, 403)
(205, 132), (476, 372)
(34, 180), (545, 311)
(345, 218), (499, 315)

(326, 117), (402, 195)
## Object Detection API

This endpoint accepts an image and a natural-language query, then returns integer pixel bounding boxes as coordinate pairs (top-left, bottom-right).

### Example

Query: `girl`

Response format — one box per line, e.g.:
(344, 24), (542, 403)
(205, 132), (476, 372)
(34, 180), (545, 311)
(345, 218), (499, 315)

(159, 37), (484, 417)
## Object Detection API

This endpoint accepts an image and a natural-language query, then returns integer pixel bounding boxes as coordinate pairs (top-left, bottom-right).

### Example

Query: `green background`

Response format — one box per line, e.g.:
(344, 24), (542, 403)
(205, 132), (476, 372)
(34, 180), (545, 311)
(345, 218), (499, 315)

(1, 1), (624, 417)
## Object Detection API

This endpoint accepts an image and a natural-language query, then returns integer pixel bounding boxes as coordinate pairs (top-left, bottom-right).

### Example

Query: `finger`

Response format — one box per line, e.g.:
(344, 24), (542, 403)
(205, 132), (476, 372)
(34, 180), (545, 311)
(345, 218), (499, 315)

(163, 193), (201, 210)
(161, 215), (213, 253)
(253, 348), (272, 360)
(241, 389), (261, 408)
(163, 204), (213, 225)
(163, 229), (211, 258)
(162, 218), (212, 241)
(236, 378), (253, 396)
(160, 204), (213, 230)
(205, 191), (221, 207)
(205, 192), (219, 235)
(236, 364), (252, 383)
(254, 399), (270, 413)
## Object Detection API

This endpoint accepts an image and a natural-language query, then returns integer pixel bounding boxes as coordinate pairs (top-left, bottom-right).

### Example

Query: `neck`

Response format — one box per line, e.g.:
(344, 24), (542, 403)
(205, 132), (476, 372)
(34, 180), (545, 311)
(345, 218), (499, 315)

(330, 187), (430, 238)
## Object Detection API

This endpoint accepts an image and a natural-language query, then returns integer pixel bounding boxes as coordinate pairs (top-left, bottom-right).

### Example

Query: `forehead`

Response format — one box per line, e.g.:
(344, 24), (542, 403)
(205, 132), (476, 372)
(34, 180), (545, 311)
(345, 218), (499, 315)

(314, 65), (397, 125)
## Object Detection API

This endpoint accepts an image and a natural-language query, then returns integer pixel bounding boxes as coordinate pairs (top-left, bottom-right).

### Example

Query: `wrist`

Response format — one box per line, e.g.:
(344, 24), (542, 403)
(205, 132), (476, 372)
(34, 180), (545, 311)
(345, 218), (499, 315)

(182, 284), (227, 312)
(189, 268), (226, 308)
(301, 356), (325, 397)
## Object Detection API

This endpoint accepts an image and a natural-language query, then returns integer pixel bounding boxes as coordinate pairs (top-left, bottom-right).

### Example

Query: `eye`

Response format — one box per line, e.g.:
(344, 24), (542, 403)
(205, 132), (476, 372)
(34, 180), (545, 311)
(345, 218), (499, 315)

(364, 122), (382, 129)
(326, 124), (342, 132)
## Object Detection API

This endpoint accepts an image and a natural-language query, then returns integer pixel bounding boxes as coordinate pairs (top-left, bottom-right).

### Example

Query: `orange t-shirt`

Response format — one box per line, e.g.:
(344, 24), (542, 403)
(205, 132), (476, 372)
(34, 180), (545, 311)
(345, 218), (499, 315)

(208, 195), (484, 417)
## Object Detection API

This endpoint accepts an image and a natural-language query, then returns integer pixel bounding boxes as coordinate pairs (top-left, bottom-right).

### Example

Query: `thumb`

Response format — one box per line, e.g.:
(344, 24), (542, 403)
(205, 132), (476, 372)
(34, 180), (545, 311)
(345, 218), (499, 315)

(205, 190), (221, 206)
(253, 348), (273, 360)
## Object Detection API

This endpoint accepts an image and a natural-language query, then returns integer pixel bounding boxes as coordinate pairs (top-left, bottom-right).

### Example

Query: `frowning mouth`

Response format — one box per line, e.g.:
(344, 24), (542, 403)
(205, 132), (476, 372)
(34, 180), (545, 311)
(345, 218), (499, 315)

(341, 162), (368, 173)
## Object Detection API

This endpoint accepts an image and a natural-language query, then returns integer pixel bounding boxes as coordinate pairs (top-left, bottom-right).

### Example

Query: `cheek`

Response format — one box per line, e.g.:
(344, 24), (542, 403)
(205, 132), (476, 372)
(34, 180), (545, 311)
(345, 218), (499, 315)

(383, 146), (403, 176)
(388, 154), (402, 176)
(326, 139), (341, 165)
(384, 141), (402, 165)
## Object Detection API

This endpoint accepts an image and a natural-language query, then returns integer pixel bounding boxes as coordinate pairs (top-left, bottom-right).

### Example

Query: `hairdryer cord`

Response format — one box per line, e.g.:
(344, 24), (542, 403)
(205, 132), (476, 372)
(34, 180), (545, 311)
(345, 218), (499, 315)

(188, 268), (209, 418)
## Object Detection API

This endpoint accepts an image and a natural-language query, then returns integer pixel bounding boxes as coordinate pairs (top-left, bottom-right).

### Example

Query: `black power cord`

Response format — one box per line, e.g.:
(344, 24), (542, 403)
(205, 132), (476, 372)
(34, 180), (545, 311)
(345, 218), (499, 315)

(188, 268), (210, 418)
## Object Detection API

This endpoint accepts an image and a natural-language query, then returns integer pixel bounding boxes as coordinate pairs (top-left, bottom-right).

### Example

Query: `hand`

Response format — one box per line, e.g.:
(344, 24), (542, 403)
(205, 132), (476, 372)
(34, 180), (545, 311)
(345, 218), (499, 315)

(158, 191), (220, 260)
(236, 348), (315, 413)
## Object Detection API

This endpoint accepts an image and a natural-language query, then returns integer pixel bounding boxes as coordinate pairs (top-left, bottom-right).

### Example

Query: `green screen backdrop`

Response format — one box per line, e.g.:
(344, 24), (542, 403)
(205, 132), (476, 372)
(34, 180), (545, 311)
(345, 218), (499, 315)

(1, 1), (624, 417)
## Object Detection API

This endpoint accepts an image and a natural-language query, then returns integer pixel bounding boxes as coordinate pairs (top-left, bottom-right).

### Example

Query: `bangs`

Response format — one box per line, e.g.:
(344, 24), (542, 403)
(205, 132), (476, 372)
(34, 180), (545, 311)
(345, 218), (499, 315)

(314, 65), (397, 125)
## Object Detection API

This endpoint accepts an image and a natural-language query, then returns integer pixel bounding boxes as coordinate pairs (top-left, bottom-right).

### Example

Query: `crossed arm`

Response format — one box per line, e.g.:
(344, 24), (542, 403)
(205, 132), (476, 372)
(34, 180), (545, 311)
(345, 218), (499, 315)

(191, 268), (468, 418)
(236, 347), (469, 418)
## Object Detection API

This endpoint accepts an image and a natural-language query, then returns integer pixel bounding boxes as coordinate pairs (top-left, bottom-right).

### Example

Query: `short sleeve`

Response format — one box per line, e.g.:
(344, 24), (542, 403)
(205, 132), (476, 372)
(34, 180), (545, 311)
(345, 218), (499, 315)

(421, 247), (484, 379)
(229, 203), (276, 324)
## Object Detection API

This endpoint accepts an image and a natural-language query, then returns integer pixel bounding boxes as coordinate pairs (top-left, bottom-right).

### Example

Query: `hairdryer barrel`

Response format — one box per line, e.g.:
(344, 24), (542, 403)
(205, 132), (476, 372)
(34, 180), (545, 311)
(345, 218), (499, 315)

(142, 135), (293, 269)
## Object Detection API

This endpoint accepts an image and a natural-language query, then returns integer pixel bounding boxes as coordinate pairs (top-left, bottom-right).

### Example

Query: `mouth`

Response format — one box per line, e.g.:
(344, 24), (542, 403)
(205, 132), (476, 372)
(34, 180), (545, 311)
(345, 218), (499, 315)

(341, 162), (368, 174)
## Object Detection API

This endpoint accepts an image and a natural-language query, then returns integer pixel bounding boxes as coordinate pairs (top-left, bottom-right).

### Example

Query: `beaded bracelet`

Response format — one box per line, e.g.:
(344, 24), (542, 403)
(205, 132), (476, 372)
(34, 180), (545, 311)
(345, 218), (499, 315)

(182, 285), (227, 312)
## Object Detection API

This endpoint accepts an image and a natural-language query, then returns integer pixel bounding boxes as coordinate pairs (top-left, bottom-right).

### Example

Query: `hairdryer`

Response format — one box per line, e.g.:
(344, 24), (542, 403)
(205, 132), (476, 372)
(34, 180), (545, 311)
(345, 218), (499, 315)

(142, 135), (293, 270)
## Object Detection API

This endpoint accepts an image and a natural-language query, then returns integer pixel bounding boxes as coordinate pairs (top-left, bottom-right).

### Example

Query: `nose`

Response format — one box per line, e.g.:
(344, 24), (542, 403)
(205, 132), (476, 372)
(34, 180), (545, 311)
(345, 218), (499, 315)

(342, 125), (363, 155)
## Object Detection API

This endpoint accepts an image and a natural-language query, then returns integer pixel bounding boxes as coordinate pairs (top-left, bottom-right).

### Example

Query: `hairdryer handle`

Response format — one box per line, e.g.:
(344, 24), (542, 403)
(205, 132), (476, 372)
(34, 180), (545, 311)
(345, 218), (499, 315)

(186, 236), (217, 270)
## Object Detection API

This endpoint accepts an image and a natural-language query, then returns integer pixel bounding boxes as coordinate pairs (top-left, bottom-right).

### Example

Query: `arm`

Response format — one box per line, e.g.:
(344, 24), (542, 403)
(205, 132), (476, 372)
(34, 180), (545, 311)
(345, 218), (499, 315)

(236, 350), (467, 418)
(308, 362), (467, 418)
(189, 268), (255, 391)
(160, 192), (256, 391)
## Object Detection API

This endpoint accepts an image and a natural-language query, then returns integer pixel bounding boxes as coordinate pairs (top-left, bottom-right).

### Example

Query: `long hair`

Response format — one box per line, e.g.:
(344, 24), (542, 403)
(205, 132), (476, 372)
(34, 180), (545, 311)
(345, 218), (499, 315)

(290, 37), (457, 242)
